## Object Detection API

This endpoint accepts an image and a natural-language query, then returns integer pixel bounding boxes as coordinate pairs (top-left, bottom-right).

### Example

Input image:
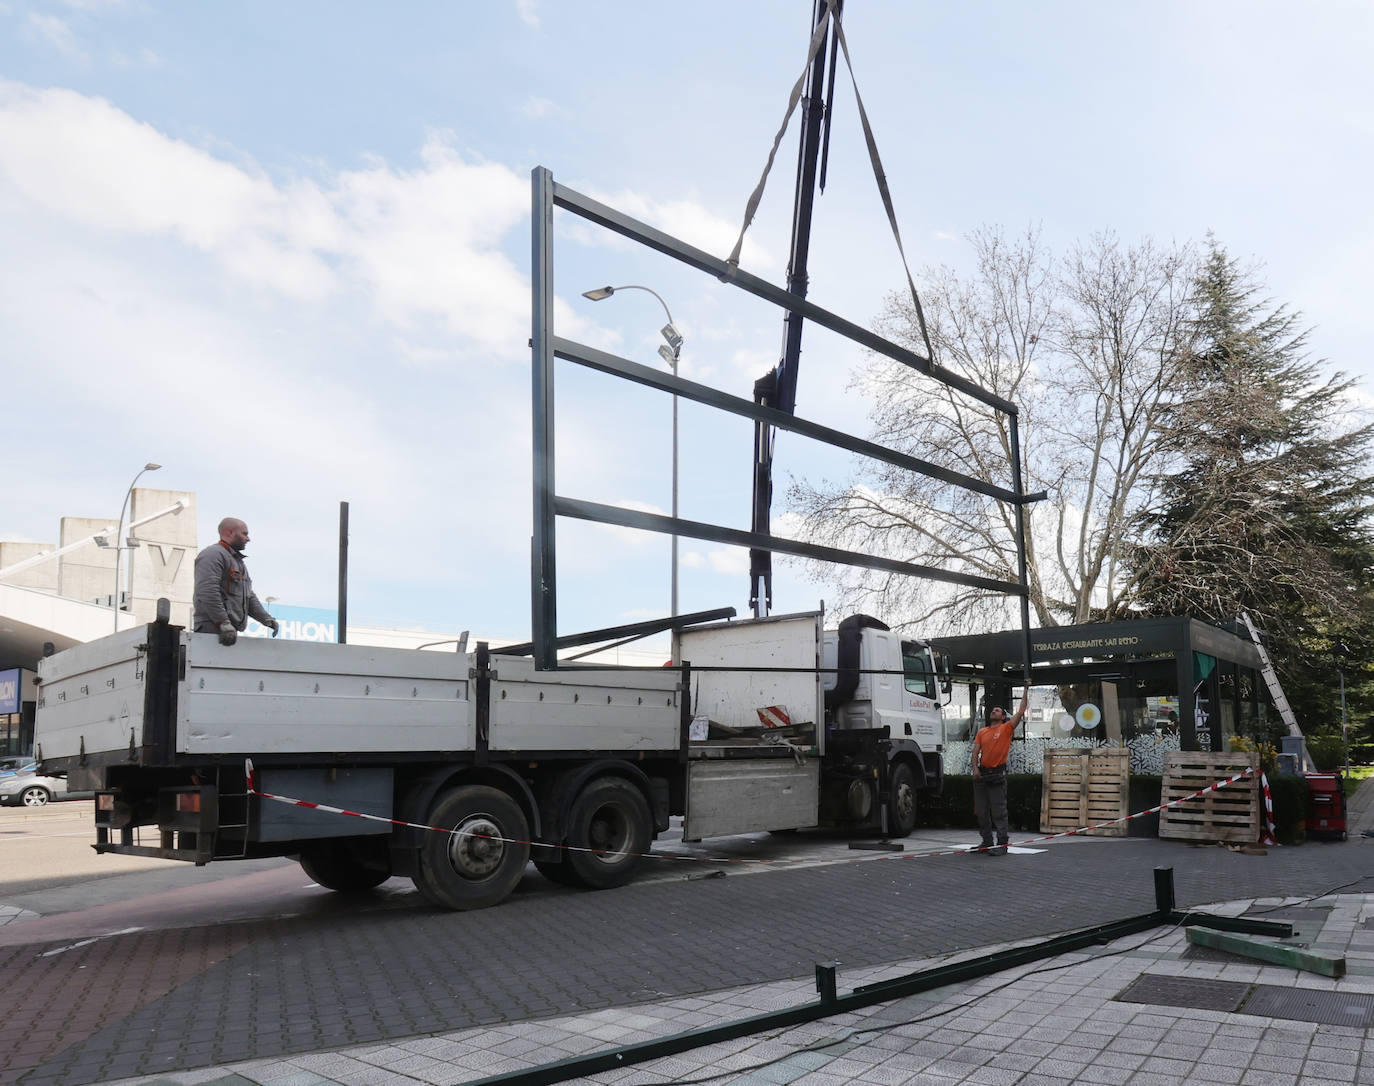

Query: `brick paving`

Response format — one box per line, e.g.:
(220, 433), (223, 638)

(1, 779), (1372, 1086)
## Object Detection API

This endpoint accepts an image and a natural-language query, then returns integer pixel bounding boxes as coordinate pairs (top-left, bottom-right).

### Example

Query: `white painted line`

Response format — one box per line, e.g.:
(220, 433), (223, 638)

(40, 926), (144, 957)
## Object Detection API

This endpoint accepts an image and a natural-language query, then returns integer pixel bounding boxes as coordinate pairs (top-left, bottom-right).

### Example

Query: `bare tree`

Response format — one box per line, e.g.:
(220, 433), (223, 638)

(788, 226), (1195, 633)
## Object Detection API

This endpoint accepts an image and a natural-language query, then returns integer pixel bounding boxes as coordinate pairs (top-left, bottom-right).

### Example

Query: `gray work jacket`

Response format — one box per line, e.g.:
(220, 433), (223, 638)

(192, 541), (272, 632)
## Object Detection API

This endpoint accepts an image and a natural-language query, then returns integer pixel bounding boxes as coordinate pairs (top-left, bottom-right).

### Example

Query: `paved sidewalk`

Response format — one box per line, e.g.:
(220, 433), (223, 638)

(107, 888), (1374, 1086)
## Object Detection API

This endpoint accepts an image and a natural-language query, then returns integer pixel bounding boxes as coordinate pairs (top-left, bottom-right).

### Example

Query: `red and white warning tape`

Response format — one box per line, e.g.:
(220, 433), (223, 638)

(243, 759), (1275, 867)
(1260, 771), (1278, 845)
(244, 759), (782, 865)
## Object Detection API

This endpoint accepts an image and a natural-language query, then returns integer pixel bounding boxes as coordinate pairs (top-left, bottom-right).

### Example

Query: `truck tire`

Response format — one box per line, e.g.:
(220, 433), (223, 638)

(299, 838), (391, 892)
(887, 762), (918, 838)
(414, 785), (530, 910)
(563, 777), (652, 890)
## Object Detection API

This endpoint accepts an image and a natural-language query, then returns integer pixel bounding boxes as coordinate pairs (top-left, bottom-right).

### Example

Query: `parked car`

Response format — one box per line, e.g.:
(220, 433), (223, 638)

(0, 769), (73, 807)
(0, 757), (35, 776)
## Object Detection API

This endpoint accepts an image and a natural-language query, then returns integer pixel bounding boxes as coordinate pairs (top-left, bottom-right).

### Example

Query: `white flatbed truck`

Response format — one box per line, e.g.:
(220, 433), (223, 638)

(34, 606), (946, 910)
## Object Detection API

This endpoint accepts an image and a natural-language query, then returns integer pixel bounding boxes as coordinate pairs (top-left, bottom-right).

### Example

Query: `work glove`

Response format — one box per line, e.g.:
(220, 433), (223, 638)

(267, 617), (280, 638)
(218, 622), (238, 646)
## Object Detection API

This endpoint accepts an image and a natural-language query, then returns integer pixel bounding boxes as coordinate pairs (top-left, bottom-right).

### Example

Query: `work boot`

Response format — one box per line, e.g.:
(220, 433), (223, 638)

(988, 845), (1008, 856)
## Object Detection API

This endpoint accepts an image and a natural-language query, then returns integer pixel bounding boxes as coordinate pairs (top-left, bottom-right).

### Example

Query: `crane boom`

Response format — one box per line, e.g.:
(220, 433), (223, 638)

(748, 0), (841, 618)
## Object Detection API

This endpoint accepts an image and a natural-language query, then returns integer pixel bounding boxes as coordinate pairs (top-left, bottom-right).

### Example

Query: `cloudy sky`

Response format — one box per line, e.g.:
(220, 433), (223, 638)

(2, 1), (1370, 643)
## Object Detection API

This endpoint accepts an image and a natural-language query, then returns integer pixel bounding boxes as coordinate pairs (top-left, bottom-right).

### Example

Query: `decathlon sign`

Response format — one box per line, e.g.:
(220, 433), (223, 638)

(0, 669), (19, 714)
(244, 606), (339, 643)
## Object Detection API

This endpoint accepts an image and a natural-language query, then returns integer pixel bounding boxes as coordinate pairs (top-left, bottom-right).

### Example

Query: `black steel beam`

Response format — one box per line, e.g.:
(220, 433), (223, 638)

(531, 167), (559, 670)
(555, 337), (1027, 505)
(493, 607), (738, 658)
(550, 180), (1016, 416)
(556, 496), (1025, 597)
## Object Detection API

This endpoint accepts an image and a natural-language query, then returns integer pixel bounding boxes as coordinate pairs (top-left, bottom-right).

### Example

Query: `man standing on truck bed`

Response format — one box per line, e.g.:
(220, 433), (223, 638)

(970, 691), (1030, 856)
(193, 517), (278, 645)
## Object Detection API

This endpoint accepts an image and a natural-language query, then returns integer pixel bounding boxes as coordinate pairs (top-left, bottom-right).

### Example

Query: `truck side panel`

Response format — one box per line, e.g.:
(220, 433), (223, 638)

(678, 611), (822, 735)
(685, 759), (820, 838)
(35, 627), (151, 761)
(255, 767), (393, 841)
(488, 657), (679, 752)
(181, 636), (476, 754)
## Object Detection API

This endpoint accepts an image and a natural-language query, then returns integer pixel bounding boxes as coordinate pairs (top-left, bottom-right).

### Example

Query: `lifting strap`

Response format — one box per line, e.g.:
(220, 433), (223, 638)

(726, 0), (936, 364)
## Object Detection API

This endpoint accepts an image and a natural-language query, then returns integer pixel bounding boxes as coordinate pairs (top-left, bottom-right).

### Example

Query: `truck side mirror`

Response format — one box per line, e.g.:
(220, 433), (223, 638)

(939, 654), (952, 695)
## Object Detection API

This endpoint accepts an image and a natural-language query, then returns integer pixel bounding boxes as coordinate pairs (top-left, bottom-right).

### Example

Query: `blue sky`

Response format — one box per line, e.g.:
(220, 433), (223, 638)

(2, 1), (1371, 642)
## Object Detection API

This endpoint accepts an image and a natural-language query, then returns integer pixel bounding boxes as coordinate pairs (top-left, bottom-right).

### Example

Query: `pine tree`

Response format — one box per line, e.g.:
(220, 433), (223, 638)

(1132, 241), (1374, 743)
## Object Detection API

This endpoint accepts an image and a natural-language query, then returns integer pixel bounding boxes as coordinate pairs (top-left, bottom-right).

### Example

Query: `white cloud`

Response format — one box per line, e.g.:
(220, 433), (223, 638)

(515, 0), (539, 30)
(521, 96), (564, 120)
(591, 186), (776, 273)
(0, 84), (535, 359)
(27, 13), (85, 61)
(706, 548), (750, 576)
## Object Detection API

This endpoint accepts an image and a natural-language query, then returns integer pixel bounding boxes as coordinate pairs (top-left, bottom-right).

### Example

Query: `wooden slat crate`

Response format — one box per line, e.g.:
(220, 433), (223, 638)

(1040, 748), (1131, 837)
(1158, 751), (1260, 843)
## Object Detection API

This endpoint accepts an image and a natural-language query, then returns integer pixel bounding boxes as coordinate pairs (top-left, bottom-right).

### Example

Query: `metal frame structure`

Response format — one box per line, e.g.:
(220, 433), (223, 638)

(531, 166), (1039, 671)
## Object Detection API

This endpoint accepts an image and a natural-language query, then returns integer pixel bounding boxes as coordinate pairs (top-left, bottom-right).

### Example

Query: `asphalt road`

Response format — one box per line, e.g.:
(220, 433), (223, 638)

(2, 804), (1371, 1086)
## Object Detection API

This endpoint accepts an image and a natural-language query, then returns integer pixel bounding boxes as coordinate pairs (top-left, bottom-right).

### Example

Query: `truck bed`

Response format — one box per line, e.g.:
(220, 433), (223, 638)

(36, 626), (682, 766)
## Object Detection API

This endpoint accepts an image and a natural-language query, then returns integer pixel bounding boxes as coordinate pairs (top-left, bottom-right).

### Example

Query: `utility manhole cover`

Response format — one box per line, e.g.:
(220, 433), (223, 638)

(1117, 974), (1250, 1012)
(1118, 975), (1374, 1028)
(1242, 986), (1374, 1027)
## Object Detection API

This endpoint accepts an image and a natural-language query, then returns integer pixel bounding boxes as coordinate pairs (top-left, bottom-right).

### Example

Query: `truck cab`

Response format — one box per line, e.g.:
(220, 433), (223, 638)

(821, 614), (947, 745)
(816, 613), (948, 836)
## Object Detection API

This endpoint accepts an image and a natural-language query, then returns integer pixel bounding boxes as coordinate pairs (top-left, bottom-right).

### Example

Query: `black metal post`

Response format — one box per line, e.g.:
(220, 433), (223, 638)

(337, 500), (349, 644)
(1153, 866), (1175, 915)
(748, 0), (834, 618)
(1008, 415), (1033, 703)
(475, 641), (491, 766)
(815, 961), (837, 1006)
(531, 167), (558, 670)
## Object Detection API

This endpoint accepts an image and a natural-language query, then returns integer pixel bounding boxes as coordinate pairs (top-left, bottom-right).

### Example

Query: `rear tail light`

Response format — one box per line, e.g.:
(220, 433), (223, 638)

(175, 792), (201, 813)
(97, 793), (115, 811)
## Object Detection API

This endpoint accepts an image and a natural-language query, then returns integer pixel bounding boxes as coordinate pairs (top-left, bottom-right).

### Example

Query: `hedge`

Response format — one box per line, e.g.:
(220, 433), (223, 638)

(921, 772), (1312, 844)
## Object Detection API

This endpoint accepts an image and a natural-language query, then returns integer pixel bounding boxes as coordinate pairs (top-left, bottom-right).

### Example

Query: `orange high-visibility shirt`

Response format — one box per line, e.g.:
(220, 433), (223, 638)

(974, 719), (1015, 769)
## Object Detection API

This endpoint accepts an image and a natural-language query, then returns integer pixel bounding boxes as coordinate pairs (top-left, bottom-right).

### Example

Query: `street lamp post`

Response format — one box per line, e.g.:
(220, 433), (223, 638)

(582, 285), (682, 617)
(112, 462), (161, 630)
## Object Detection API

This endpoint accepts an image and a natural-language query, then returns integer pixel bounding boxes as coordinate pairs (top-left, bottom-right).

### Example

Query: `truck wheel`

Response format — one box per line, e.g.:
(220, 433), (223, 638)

(415, 785), (530, 910)
(564, 777), (652, 890)
(887, 763), (918, 838)
(299, 838), (391, 892)
(20, 786), (51, 807)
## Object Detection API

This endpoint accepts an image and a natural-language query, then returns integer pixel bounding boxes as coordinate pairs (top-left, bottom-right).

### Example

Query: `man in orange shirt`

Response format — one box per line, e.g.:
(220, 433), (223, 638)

(970, 691), (1030, 856)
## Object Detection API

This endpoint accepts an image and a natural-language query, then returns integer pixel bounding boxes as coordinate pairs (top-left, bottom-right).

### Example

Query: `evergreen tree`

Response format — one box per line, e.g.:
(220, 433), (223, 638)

(1132, 241), (1374, 744)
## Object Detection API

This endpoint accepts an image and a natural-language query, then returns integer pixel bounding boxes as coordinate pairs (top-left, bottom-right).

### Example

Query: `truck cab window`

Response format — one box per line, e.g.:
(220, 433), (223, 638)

(901, 643), (936, 700)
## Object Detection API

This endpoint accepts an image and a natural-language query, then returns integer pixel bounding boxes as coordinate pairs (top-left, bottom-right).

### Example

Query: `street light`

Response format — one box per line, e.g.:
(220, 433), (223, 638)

(582, 285), (682, 617)
(112, 462), (161, 630)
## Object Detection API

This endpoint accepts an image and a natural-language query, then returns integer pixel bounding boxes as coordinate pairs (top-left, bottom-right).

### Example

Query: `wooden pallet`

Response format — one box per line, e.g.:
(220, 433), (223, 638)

(1040, 748), (1131, 837)
(1158, 751), (1260, 843)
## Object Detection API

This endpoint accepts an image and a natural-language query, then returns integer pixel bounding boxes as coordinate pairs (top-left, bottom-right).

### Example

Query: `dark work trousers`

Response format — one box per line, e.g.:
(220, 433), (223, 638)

(973, 771), (1009, 847)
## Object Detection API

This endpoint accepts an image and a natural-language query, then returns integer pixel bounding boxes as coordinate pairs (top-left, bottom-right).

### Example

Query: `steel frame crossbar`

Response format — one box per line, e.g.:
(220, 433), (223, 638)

(532, 166), (1035, 671)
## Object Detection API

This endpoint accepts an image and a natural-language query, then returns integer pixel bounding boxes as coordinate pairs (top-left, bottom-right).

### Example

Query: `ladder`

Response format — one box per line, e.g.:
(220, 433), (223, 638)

(1239, 612), (1314, 772)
